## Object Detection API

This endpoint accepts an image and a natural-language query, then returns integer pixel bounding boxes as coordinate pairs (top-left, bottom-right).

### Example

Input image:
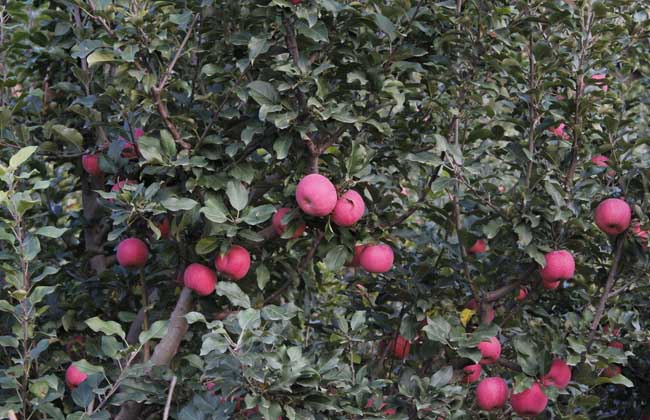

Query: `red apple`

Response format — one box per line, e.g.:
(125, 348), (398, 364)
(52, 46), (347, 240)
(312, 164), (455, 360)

(475, 377), (508, 411)
(541, 359), (571, 389)
(272, 207), (305, 238)
(359, 244), (394, 273)
(82, 153), (102, 176)
(65, 364), (88, 389)
(184, 263), (217, 295)
(468, 239), (487, 254)
(601, 365), (621, 377)
(291, 0), (301, 4)
(609, 341), (624, 350)
(595, 198), (631, 235)
(348, 244), (367, 267)
(215, 245), (251, 280)
(516, 288), (528, 301)
(591, 155), (609, 167)
(295, 174), (338, 217)
(134, 128), (144, 139)
(604, 324), (621, 337)
(157, 216), (170, 239)
(116, 237), (149, 268)
(539, 250), (575, 283)
(462, 364), (482, 384)
(632, 222), (649, 249)
(331, 190), (365, 227)
(510, 382), (548, 417)
(389, 335), (411, 360)
(478, 336), (501, 365)
(111, 179), (136, 193)
(542, 279), (561, 290)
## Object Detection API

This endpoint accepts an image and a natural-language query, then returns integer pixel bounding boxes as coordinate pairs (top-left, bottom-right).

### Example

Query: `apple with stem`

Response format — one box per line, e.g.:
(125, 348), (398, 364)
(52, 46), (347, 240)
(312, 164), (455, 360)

(184, 263), (217, 295)
(331, 190), (365, 227)
(215, 245), (251, 280)
(541, 359), (571, 389)
(478, 336), (501, 365)
(295, 174), (338, 217)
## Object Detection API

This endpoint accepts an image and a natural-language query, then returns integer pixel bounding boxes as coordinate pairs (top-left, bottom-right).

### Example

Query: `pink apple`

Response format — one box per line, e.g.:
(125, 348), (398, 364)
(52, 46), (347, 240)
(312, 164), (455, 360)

(184, 263), (217, 295)
(478, 337), (501, 365)
(549, 123), (570, 140)
(539, 250), (575, 283)
(591, 155), (609, 167)
(388, 335), (411, 359)
(478, 336), (501, 365)
(592, 73), (608, 91)
(157, 216), (171, 239)
(215, 245), (251, 280)
(348, 244), (367, 267)
(331, 190), (365, 227)
(632, 222), (649, 249)
(475, 377), (508, 411)
(65, 364), (88, 389)
(272, 208), (305, 238)
(359, 244), (394, 273)
(510, 382), (548, 417)
(295, 174), (338, 217)
(468, 239), (487, 254)
(595, 198), (631, 235)
(516, 288), (528, 301)
(116, 237), (149, 268)
(133, 128), (144, 139)
(82, 153), (102, 176)
(542, 279), (561, 290)
(541, 359), (571, 389)
(462, 364), (482, 384)
(609, 341), (624, 350)
(111, 179), (136, 193)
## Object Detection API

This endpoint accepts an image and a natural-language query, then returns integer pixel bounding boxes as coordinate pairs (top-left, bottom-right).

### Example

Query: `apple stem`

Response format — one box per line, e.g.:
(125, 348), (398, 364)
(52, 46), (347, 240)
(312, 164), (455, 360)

(140, 267), (150, 362)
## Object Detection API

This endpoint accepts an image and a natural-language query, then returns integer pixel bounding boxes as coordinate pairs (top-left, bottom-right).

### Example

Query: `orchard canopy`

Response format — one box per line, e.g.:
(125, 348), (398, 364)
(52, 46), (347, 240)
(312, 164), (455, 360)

(1, 0), (650, 419)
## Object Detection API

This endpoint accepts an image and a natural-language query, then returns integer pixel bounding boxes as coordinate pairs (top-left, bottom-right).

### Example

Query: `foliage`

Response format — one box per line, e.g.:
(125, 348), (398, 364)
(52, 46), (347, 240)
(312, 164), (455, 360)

(1, 0), (650, 419)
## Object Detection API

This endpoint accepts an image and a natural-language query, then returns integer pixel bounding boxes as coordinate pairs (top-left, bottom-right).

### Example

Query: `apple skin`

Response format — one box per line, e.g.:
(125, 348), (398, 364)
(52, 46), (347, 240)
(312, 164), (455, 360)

(389, 335), (411, 359)
(541, 359), (571, 389)
(542, 279), (561, 290)
(462, 364), (482, 384)
(348, 244), (367, 267)
(475, 377), (508, 411)
(594, 198), (631, 235)
(215, 245), (251, 280)
(468, 239), (487, 254)
(82, 153), (102, 176)
(331, 190), (365, 227)
(591, 155), (609, 167)
(157, 216), (170, 239)
(111, 179), (136, 193)
(272, 208), (305, 238)
(116, 238), (149, 268)
(184, 263), (217, 295)
(477, 336), (501, 365)
(65, 364), (88, 389)
(291, 0), (301, 4)
(359, 244), (394, 273)
(609, 341), (624, 350)
(539, 250), (575, 283)
(632, 222), (649, 249)
(604, 324), (621, 337)
(510, 382), (548, 417)
(295, 174), (338, 217)
(516, 288), (528, 301)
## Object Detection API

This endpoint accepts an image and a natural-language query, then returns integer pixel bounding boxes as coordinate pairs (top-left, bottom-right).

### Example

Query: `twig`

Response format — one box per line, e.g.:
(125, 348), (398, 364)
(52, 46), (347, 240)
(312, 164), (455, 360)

(157, 14), (200, 91)
(498, 359), (523, 373)
(162, 376), (178, 420)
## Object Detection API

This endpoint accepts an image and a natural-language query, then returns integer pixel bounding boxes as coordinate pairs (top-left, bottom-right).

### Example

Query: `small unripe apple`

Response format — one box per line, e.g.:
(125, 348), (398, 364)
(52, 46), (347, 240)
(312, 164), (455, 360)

(516, 288), (528, 301)
(215, 245), (251, 280)
(331, 190), (365, 227)
(156, 216), (170, 239)
(272, 208), (305, 238)
(82, 153), (102, 176)
(295, 174), (338, 217)
(116, 237), (149, 268)
(468, 239), (487, 254)
(359, 244), (394, 273)
(539, 250), (575, 283)
(65, 364), (88, 389)
(184, 263), (217, 295)
(510, 382), (548, 417)
(601, 365), (621, 377)
(478, 336), (501, 365)
(475, 377), (508, 410)
(388, 335), (411, 359)
(541, 359), (571, 389)
(595, 198), (631, 235)
(462, 364), (482, 384)
(348, 244), (367, 267)
(591, 155), (609, 167)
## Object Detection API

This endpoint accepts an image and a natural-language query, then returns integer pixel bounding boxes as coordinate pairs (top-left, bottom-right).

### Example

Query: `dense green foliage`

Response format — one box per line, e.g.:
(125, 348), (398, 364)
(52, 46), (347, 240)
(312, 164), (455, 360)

(1, 0), (650, 418)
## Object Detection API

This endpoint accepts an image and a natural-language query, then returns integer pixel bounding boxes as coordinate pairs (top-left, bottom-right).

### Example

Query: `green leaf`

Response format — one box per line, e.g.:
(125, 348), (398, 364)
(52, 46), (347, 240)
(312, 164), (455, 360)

(247, 81), (279, 105)
(34, 226), (67, 238)
(161, 197), (198, 211)
(160, 130), (177, 157)
(86, 49), (119, 66)
(51, 125), (83, 150)
(242, 204), (275, 225)
(139, 320), (169, 344)
(226, 180), (248, 211)
(195, 237), (219, 255)
(261, 303), (300, 321)
(137, 136), (164, 163)
(216, 281), (251, 308)
(29, 285), (58, 305)
(0, 336), (19, 348)
(238, 308), (261, 330)
(9, 146), (38, 168)
(430, 366), (453, 388)
(374, 14), (396, 41)
(422, 317), (451, 345)
(350, 310), (366, 331)
(85, 316), (126, 341)
(248, 36), (271, 63)
(256, 264), (270, 290)
(324, 245), (348, 271)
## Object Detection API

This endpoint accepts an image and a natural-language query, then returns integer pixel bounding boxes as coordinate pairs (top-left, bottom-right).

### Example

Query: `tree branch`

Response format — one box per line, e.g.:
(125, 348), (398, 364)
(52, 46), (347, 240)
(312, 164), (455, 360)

(157, 14), (200, 92)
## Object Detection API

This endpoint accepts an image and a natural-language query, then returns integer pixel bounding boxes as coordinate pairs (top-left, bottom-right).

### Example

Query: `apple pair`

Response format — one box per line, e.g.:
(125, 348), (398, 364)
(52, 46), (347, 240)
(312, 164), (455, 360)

(296, 174), (365, 227)
(477, 379), (548, 416)
(185, 246), (252, 295)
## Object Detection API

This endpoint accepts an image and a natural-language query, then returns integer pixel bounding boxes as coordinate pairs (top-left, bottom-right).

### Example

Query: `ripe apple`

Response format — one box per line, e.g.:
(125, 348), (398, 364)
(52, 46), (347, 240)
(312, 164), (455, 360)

(389, 335), (411, 359)
(348, 244), (367, 267)
(632, 222), (649, 249)
(609, 341), (624, 350)
(295, 174), (338, 217)
(291, 0), (301, 4)
(542, 279), (561, 290)
(541, 359), (571, 389)
(510, 382), (548, 417)
(475, 377), (508, 411)
(359, 243), (394, 273)
(65, 364), (88, 389)
(591, 155), (609, 167)
(215, 245), (251, 280)
(111, 179), (136, 193)
(272, 207), (305, 238)
(594, 198), (631, 235)
(331, 190), (365, 227)
(116, 237), (149, 268)
(184, 263), (217, 295)
(478, 336), (501, 365)
(604, 324), (621, 337)
(516, 288), (528, 301)
(539, 250), (575, 284)
(462, 364), (482, 384)
(82, 153), (102, 176)
(601, 365), (621, 377)
(468, 239), (487, 254)
(157, 216), (170, 239)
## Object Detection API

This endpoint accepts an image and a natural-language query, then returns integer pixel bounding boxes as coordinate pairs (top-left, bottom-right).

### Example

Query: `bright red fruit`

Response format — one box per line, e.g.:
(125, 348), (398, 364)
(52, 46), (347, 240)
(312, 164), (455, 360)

(609, 341), (624, 350)
(116, 238), (149, 268)
(82, 153), (102, 176)
(157, 216), (170, 238)
(475, 377), (508, 410)
(111, 179), (136, 193)
(462, 364), (482, 384)
(272, 207), (305, 238)
(331, 190), (365, 227)
(65, 364), (88, 389)
(541, 359), (571, 389)
(478, 336), (501, 365)
(184, 263), (217, 295)
(468, 239), (487, 254)
(295, 174), (338, 217)
(594, 198), (631, 235)
(388, 335), (411, 359)
(510, 382), (548, 417)
(539, 250), (575, 284)
(591, 155), (609, 167)
(516, 288), (528, 301)
(359, 244), (394, 273)
(215, 245), (251, 280)
(348, 244), (367, 267)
